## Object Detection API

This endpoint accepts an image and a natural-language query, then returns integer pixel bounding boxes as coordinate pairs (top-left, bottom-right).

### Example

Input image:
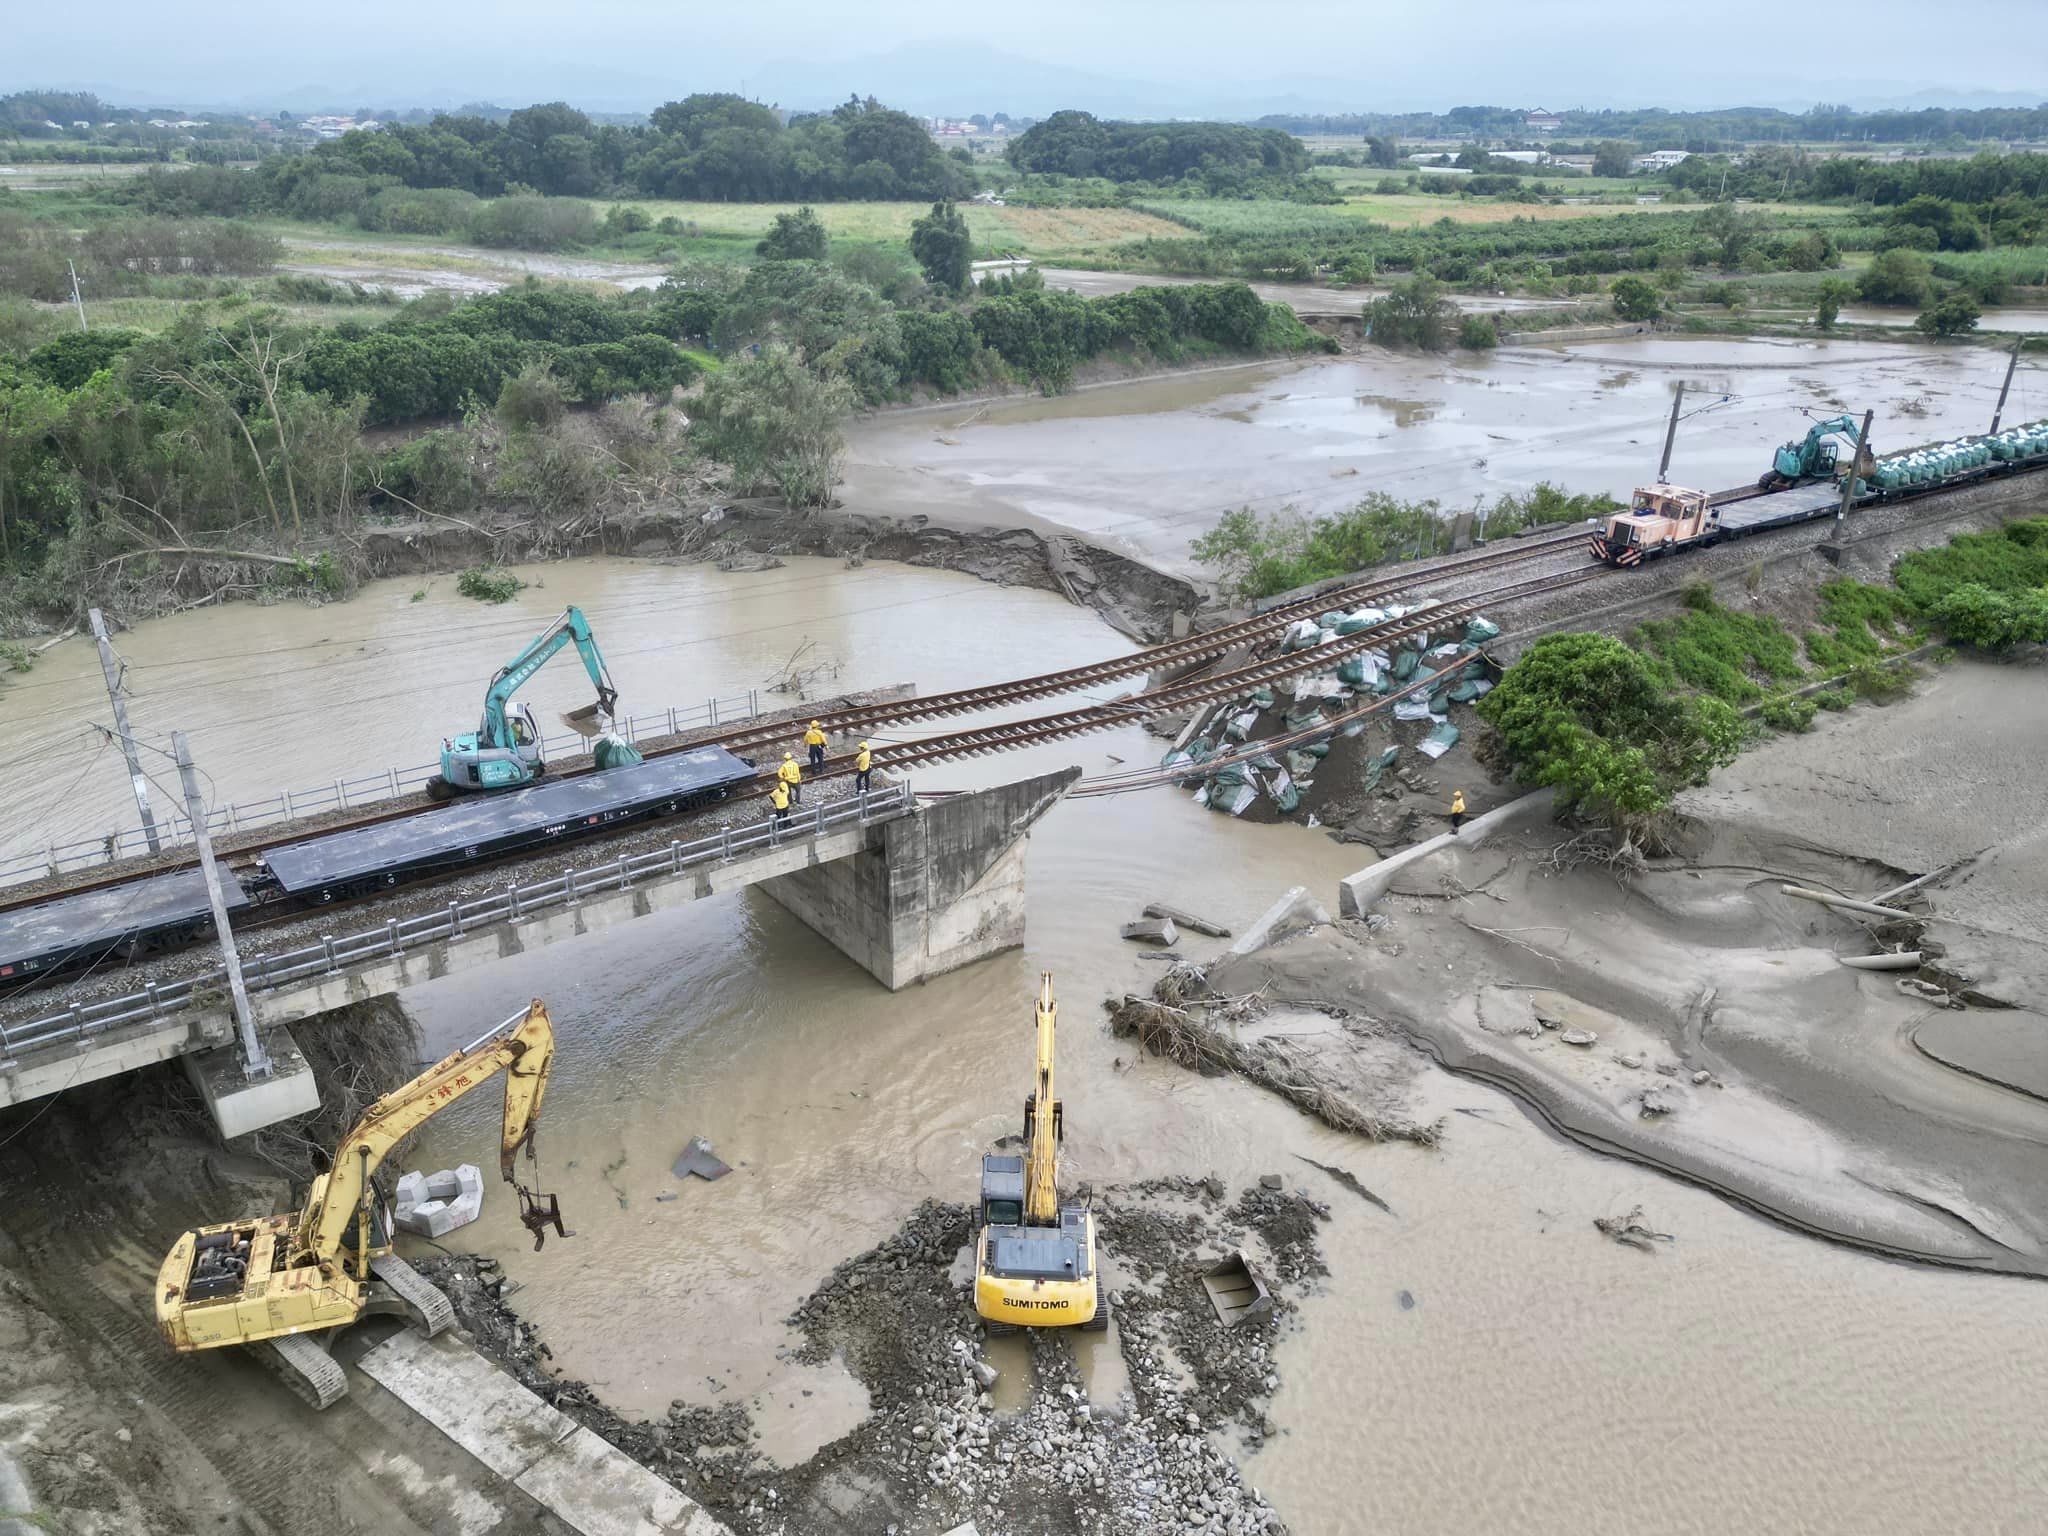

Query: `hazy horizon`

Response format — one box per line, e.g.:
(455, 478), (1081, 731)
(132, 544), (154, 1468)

(8, 0), (2045, 120)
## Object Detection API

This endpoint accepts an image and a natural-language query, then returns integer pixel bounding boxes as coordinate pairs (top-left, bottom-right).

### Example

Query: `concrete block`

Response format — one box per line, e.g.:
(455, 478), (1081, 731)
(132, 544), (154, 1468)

(400, 1199), (458, 1238)
(425, 1168), (460, 1201)
(395, 1170), (428, 1221)
(1120, 917), (1179, 946)
(183, 1025), (321, 1140)
(446, 1164), (485, 1226)
(1143, 902), (1231, 937)
(1227, 886), (1330, 958)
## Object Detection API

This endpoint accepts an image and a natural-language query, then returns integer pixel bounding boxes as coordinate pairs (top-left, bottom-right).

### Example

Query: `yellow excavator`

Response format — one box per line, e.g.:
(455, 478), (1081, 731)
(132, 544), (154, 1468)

(974, 973), (1106, 1332)
(155, 999), (568, 1408)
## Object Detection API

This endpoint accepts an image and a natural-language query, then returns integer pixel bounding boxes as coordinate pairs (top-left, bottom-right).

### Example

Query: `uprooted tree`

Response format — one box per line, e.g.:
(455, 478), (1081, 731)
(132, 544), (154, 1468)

(689, 344), (855, 508)
(1476, 631), (1744, 824)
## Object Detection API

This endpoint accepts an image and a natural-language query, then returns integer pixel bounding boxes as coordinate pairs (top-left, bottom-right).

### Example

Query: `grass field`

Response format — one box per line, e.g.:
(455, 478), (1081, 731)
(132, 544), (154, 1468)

(616, 199), (1189, 256)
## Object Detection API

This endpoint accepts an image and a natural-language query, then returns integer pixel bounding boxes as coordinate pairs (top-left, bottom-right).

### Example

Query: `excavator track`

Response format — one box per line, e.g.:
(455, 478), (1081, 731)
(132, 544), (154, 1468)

(254, 1331), (350, 1410)
(370, 1253), (455, 1337)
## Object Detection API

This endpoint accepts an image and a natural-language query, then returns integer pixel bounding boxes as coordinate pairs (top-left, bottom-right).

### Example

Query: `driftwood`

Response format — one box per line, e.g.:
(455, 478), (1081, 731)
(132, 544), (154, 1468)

(1594, 1204), (1674, 1252)
(1780, 885), (1919, 923)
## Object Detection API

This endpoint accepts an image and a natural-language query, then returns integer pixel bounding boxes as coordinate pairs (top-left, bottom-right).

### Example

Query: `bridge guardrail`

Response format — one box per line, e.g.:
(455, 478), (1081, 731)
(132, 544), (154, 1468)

(0, 690), (765, 891)
(0, 781), (910, 1061)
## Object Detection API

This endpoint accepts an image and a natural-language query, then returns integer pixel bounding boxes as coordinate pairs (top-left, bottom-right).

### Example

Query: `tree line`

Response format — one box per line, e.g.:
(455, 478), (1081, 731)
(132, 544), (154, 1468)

(1005, 111), (1313, 194)
(1255, 102), (2048, 150)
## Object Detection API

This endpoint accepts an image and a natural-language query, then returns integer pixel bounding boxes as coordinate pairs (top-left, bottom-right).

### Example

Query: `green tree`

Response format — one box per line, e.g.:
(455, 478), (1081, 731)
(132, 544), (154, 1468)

(1591, 140), (1633, 178)
(1857, 248), (1933, 307)
(1815, 278), (1854, 331)
(1610, 276), (1660, 321)
(755, 205), (828, 261)
(1914, 292), (1982, 336)
(1476, 632), (1743, 822)
(909, 199), (973, 295)
(690, 344), (855, 507)
(1366, 273), (1457, 351)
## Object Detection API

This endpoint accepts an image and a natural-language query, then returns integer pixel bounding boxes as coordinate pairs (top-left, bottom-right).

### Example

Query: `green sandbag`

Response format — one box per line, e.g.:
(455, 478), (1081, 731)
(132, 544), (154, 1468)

(1249, 686), (1276, 709)
(1286, 749), (1320, 780)
(1428, 687), (1450, 714)
(1392, 650), (1420, 682)
(1337, 657), (1368, 686)
(1284, 708), (1329, 733)
(1359, 745), (1401, 791)
(1464, 617), (1502, 644)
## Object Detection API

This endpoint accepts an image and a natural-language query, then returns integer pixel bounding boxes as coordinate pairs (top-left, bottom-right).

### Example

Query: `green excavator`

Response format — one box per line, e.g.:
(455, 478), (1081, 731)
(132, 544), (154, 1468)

(428, 605), (643, 800)
(1760, 414), (1869, 491)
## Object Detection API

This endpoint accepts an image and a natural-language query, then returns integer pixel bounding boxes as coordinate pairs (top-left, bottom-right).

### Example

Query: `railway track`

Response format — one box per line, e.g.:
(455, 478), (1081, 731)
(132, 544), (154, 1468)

(0, 526), (1588, 918)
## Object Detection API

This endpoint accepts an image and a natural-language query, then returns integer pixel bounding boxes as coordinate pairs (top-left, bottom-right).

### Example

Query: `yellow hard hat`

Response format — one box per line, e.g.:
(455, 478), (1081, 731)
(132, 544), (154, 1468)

(783, 750), (793, 759)
(860, 740), (869, 748)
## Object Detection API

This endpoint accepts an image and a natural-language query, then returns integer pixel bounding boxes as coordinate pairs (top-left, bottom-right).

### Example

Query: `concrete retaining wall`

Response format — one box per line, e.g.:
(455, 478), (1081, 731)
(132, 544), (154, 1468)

(1337, 789), (1555, 918)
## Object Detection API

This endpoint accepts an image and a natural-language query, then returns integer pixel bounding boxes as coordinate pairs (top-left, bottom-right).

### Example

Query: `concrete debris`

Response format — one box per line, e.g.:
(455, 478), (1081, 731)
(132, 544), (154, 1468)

(1143, 902), (1232, 938)
(1559, 1030), (1598, 1047)
(1258, 1173), (1282, 1191)
(671, 1136), (732, 1182)
(1594, 1205), (1675, 1252)
(1639, 1088), (1680, 1117)
(1839, 951), (1924, 971)
(1226, 886), (1330, 958)
(1121, 917), (1180, 946)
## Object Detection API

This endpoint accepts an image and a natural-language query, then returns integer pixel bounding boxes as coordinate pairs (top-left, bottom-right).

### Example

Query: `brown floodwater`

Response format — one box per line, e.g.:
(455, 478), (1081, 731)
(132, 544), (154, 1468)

(841, 333), (2034, 579)
(6, 552), (2044, 1526)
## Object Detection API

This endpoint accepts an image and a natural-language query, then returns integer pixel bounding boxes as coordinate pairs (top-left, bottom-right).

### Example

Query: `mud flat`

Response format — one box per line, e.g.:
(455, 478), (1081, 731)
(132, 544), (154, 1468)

(1138, 657), (2048, 1276)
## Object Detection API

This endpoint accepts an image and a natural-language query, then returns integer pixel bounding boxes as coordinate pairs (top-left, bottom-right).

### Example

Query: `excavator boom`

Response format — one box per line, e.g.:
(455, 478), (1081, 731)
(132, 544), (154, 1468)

(1024, 972), (1061, 1226)
(298, 1000), (556, 1267)
(478, 606), (620, 750)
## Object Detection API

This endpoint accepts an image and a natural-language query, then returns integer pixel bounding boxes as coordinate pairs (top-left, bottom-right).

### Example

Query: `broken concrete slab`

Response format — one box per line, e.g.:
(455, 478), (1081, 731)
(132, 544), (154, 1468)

(1120, 917), (1179, 946)
(425, 1169), (460, 1201)
(1226, 886), (1330, 957)
(672, 1136), (732, 1182)
(1142, 902), (1231, 938)
(1337, 789), (1556, 919)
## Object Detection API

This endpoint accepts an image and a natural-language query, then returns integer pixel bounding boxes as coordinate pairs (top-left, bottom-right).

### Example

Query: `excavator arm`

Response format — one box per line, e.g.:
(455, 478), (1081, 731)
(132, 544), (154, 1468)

(1022, 972), (1062, 1226)
(295, 1000), (557, 1275)
(478, 607), (621, 749)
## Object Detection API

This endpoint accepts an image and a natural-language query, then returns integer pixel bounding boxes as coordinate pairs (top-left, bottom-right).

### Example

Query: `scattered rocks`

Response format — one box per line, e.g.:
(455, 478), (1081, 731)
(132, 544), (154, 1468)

(1560, 1030), (1598, 1047)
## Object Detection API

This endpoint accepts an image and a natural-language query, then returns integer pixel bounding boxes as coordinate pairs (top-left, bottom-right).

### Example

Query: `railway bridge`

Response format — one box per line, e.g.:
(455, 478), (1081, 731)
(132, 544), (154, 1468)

(0, 768), (1078, 1137)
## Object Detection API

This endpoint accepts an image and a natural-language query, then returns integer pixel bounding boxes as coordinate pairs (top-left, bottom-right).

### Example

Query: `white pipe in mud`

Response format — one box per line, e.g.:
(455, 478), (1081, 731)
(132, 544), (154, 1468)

(1780, 885), (1921, 922)
(1838, 952), (1924, 971)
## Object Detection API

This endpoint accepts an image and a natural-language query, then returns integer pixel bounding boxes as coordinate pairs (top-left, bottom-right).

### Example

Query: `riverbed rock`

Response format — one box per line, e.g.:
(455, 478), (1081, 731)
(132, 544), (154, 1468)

(1560, 1030), (1598, 1047)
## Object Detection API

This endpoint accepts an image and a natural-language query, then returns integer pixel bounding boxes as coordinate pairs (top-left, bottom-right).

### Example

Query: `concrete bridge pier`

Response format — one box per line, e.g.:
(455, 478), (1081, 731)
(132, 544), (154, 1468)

(761, 767), (1081, 989)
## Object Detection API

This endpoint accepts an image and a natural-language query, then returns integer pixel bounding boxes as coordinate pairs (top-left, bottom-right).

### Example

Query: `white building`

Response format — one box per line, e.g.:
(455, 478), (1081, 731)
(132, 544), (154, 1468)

(1633, 149), (1692, 172)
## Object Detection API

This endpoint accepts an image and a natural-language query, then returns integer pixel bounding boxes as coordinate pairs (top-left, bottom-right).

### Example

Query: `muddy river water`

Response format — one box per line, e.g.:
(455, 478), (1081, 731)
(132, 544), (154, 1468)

(842, 333), (2044, 581)
(6, 347), (2047, 1531)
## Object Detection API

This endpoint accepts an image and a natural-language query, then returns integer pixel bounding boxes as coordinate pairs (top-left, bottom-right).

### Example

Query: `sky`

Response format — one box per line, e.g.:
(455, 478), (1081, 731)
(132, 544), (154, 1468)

(8, 0), (2045, 117)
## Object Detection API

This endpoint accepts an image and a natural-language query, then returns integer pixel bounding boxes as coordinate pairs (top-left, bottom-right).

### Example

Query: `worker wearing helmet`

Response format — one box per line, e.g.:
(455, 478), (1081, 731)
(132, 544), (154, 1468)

(779, 751), (803, 804)
(854, 740), (873, 794)
(770, 778), (791, 824)
(804, 719), (827, 770)
(1449, 789), (1467, 835)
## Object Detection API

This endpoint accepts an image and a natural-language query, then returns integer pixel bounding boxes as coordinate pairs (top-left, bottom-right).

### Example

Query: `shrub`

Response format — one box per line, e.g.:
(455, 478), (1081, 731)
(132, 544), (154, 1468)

(496, 363), (566, 432)
(1477, 631), (1745, 821)
(1458, 314), (1498, 350)
(1857, 248), (1933, 307)
(466, 196), (596, 251)
(1758, 695), (1817, 732)
(1610, 275), (1660, 321)
(1843, 659), (1917, 703)
(1914, 293), (1981, 337)
(457, 566), (526, 603)
(1928, 582), (2048, 649)
(1811, 688), (1853, 711)
(1366, 273), (1457, 351)
(755, 206), (828, 261)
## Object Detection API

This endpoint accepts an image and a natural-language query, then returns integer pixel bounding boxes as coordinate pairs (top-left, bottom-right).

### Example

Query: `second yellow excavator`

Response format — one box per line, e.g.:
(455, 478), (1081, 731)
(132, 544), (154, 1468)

(973, 972), (1106, 1332)
(155, 999), (567, 1408)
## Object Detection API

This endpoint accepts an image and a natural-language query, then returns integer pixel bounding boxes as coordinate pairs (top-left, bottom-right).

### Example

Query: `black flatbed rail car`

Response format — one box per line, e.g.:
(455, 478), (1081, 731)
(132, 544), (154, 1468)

(1713, 482), (1844, 537)
(259, 745), (755, 904)
(0, 868), (248, 988)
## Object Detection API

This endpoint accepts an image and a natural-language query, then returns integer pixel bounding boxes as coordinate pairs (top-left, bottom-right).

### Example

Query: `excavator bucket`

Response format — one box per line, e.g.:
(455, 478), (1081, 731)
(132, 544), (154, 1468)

(560, 702), (609, 738)
(518, 1187), (569, 1252)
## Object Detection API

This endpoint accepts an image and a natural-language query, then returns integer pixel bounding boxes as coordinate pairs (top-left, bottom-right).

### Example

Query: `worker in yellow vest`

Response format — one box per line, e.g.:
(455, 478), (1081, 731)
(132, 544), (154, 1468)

(778, 751), (803, 804)
(770, 778), (791, 824)
(1449, 789), (1467, 835)
(854, 740), (873, 793)
(804, 719), (827, 770)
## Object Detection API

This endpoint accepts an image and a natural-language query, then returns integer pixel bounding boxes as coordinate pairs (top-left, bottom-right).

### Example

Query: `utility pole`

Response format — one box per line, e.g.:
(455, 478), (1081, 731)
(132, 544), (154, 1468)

(88, 608), (162, 854)
(1832, 408), (1876, 538)
(1657, 380), (1686, 482)
(66, 261), (87, 332)
(174, 731), (270, 1079)
(1990, 336), (2022, 435)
